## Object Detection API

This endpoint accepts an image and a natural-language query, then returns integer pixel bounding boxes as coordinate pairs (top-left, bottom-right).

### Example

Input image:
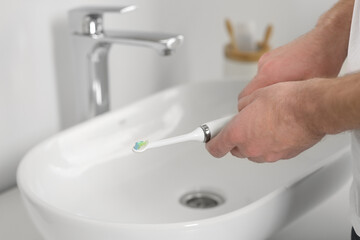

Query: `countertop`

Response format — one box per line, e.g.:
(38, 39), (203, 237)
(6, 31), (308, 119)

(0, 183), (352, 240)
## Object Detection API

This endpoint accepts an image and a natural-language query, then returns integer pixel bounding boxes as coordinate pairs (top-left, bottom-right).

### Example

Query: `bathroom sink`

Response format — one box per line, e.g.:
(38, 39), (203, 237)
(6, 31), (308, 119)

(17, 81), (351, 240)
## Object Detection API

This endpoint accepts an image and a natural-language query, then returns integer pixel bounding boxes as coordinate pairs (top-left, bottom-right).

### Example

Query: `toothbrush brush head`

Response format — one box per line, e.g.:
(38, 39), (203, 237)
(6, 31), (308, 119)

(132, 140), (149, 153)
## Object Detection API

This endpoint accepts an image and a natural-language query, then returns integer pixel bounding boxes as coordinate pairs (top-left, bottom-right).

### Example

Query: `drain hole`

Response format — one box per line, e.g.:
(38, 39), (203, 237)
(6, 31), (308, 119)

(180, 191), (225, 209)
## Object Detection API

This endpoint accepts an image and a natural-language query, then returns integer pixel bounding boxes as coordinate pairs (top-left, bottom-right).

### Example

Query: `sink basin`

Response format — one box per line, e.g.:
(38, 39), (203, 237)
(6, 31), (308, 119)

(17, 81), (351, 240)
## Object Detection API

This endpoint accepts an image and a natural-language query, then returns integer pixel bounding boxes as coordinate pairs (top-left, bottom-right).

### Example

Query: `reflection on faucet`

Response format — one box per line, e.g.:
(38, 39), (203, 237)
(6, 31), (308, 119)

(68, 6), (184, 124)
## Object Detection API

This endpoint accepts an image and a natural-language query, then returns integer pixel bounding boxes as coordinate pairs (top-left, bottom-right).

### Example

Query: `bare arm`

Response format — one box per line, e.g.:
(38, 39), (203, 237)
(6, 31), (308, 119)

(239, 0), (354, 98)
(206, 0), (357, 162)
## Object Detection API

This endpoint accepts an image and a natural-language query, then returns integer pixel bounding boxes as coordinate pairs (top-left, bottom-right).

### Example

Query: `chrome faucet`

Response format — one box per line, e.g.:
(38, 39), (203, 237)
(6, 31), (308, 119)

(68, 6), (184, 123)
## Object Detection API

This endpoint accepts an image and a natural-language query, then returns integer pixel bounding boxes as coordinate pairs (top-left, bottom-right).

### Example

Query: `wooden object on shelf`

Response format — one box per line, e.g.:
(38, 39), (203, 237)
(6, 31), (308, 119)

(224, 20), (273, 62)
(225, 19), (239, 51)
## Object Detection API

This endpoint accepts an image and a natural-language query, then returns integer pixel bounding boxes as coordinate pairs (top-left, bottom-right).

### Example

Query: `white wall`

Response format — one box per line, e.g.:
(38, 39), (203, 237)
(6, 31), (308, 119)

(0, 0), (338, 192)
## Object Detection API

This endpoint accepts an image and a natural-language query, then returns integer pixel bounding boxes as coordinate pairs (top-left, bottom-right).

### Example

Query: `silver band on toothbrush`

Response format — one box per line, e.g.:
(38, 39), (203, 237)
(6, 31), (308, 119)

(200, 124), (211, 143)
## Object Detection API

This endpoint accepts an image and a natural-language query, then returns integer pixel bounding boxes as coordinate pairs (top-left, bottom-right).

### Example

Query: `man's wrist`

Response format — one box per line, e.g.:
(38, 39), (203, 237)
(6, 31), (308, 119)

(294, 78), (330, 137)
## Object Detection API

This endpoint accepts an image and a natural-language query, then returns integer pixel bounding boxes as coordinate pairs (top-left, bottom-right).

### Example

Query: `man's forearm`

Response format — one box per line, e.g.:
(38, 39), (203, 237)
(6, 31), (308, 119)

(300, 73), (360, 135)
(314, 0), (354, 63)
(317, 0), (354, 31)
(304, 0), (357, 134)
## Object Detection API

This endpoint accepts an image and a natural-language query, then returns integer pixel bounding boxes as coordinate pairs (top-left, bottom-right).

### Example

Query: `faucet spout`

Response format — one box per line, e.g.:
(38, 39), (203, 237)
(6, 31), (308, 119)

(101, 31), (184, 56)
(67, 6), (184, 126)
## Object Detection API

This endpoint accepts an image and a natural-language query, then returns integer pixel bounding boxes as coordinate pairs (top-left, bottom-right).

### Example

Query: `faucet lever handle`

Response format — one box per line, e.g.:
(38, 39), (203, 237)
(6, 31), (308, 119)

(68, 5), (137, 35)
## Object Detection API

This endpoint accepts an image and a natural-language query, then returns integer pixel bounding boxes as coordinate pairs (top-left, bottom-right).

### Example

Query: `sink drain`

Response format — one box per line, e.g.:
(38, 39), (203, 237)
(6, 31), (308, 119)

(180, 191), (225, 209)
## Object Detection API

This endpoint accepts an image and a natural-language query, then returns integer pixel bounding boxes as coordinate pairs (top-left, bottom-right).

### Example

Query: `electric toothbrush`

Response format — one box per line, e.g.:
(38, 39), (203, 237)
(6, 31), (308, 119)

(132, 115), (234, 153)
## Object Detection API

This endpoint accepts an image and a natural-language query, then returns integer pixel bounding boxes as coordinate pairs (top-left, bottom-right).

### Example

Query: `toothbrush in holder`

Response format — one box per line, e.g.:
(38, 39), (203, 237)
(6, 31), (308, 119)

(132, 115), (234, 153)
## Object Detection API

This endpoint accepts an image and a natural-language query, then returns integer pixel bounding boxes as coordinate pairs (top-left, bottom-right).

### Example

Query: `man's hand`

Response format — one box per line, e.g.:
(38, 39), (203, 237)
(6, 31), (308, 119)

(207, 80), (325, 162)
(239, 0), (353, 99)
(239, 29), (347, 99)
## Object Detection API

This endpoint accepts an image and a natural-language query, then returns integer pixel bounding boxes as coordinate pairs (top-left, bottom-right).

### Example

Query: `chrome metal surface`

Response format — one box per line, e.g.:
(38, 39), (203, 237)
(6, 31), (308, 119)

(68, 6), (137, 35)
(200, 124), (211, 143)
(180, 191), (225, 209)
(68, 6), (184, 124)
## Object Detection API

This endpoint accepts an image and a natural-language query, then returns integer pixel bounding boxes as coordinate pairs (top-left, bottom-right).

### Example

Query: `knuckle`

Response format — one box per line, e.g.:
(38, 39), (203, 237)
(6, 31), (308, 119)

(258, 52), (270, 66)
(258, 59), (277, 76)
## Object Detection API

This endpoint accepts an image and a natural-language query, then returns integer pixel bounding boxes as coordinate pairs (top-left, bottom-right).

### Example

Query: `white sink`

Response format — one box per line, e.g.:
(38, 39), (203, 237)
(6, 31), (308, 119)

(17, 81), (351, 240)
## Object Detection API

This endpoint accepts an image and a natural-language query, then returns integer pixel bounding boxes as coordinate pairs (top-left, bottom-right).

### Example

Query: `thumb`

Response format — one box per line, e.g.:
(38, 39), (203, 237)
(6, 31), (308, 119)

(206, 120), (236, 158)
(207, 94), (254, 158)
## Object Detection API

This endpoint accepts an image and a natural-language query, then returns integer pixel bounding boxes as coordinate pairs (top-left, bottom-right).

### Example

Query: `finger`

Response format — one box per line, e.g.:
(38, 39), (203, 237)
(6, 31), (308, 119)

(238, 77), (260, 99)
(238, 75), (268, 99)
(249, 153), (282, 163)
(247, 156), (266, 163)
(229, 147), (246, 158)
(237, 94), (253, 112)
(206, 120), (237, 158)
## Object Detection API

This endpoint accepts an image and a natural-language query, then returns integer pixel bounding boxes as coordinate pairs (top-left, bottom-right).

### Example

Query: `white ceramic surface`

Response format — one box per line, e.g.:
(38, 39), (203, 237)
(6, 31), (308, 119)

(17, 81), (352, 240)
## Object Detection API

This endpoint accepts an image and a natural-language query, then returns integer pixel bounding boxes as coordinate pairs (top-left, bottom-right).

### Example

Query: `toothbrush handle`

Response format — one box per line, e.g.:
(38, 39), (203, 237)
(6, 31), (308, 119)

(203, 115), (234, 141)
